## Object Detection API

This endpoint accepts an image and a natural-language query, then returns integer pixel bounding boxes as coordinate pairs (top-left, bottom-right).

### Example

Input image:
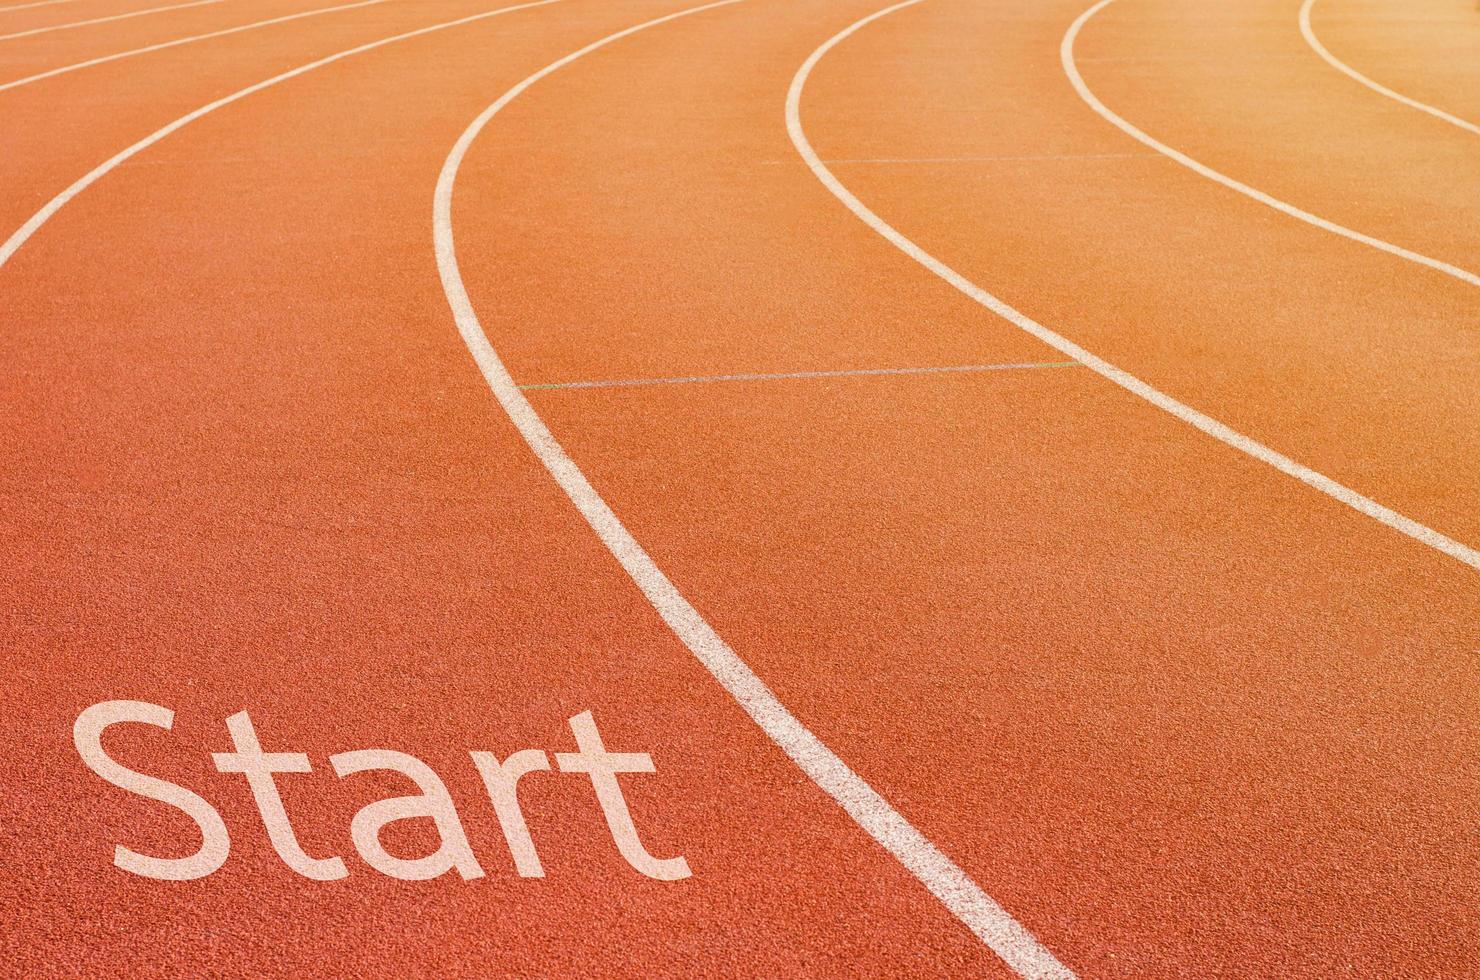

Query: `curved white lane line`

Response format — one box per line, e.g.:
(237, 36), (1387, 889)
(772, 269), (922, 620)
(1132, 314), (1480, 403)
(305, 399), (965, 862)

(0, 0), (559, 273)
(0, 0), (389, 95)
(787, 0), (1480, 573)
(1299, 0), (1480, 136)
(0, 0), (224, 42)
(0, 0), (81, 13)
(1061, 0), (1480, 290)
(433, 5), (1075, 977)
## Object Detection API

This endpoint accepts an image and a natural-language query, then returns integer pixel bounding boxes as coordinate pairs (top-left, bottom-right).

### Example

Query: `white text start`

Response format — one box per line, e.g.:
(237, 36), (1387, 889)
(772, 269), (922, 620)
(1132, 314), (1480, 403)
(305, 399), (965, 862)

(73, 701), (690, 883)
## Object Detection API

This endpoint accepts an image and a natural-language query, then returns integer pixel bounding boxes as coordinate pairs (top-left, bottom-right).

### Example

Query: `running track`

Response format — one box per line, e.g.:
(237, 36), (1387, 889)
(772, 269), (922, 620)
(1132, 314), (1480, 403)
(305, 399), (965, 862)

(1, 0), (1476, 975)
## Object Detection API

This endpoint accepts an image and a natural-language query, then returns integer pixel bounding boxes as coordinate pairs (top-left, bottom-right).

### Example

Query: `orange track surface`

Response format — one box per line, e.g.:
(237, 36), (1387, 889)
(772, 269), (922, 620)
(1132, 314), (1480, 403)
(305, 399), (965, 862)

(1, 0), (1475, 975)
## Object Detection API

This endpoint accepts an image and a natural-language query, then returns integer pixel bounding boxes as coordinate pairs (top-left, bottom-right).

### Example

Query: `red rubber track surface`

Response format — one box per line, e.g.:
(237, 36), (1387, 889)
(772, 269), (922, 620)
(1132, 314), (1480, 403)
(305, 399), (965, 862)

(1, 0), (1475, 975)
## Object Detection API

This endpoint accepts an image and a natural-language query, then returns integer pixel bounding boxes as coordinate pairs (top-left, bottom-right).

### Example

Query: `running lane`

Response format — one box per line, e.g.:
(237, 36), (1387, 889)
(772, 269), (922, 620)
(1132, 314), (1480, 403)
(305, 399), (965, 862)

(810, 0), (1480, 547)
(0, 0), (387, 88)
(438, 0), (1479, 975)
(1067, 0), (1480, 275)
(0, 0), (229, 45)
(1302, 0), (1480, 131)
(0, 0), (557, 237)
(0, 0), (1018, 974)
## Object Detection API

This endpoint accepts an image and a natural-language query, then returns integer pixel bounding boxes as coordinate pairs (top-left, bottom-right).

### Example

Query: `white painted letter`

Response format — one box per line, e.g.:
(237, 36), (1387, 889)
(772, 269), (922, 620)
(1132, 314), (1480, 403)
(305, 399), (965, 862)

(330, 749), (483, 881)
(469, 748), (549, 877)
(72, 700), (230, 881)
(555, 711), (689, 881)
(211, 711), (345, 881)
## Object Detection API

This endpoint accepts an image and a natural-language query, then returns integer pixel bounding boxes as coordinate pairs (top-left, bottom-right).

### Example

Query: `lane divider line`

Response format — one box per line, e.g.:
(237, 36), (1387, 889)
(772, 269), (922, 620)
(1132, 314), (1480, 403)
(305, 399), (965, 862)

(0, 0), (81, 13)
(1299, 0), (1480, 136)
(786, 0), (1480, 573)
(433, 5), (1076, 977)
(0, 0), (392, 95)
(0, 0), (561, 274)
(0, 0), (224, 42)
(519, 360), (1083, 391)
(1061, 0), (1480, 289)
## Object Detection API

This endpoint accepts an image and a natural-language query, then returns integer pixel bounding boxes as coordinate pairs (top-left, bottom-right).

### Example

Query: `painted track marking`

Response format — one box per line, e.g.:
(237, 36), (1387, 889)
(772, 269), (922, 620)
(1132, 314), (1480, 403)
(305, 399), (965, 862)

(433, 5), (1076, 977)
(1299, 0), (1480, 136)
(760, 151), (1153, 165)
(1061, 0), (1480, 290)
(0, 0), (560, 274)
(0, 0), (224, 42)
(520, 361), (1082, 391)
(0, 0), (391, 95)
(786, 0), (1480, 573)
(0, 0), (80, 13)
(1073, 52), (1310, 65)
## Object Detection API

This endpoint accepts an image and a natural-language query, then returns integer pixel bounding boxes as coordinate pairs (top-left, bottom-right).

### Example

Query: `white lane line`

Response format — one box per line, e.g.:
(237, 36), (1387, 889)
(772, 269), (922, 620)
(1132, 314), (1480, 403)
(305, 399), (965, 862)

(0, 0), (81, 13)
(788, 0), (1480, 573)
(0, 0), (389, 94)
(433, 5), (1075, 978)
(1299, 0), (1480, 136)
(0, 0), (224, 42)
(0, 0), (559, 274)
(761, 152), (1152, 165)
(520, 360), (1083, 391)
(1061, 0), (1480, 290)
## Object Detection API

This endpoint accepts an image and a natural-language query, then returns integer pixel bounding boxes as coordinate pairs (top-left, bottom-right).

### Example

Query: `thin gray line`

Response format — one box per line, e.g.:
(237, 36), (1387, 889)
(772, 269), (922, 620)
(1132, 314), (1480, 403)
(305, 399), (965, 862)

(519, 360), (1083, 391)
(761, 152), (1152, 165)
(437, 3), (1076, 968)
(785, 0), (1480, 575)
(1073, 53), (1311, 64)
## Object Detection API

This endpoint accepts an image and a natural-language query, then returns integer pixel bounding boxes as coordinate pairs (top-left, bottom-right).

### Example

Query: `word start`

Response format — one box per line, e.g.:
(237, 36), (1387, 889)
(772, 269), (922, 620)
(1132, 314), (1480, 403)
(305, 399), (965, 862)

(73, 701), (689, 883)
